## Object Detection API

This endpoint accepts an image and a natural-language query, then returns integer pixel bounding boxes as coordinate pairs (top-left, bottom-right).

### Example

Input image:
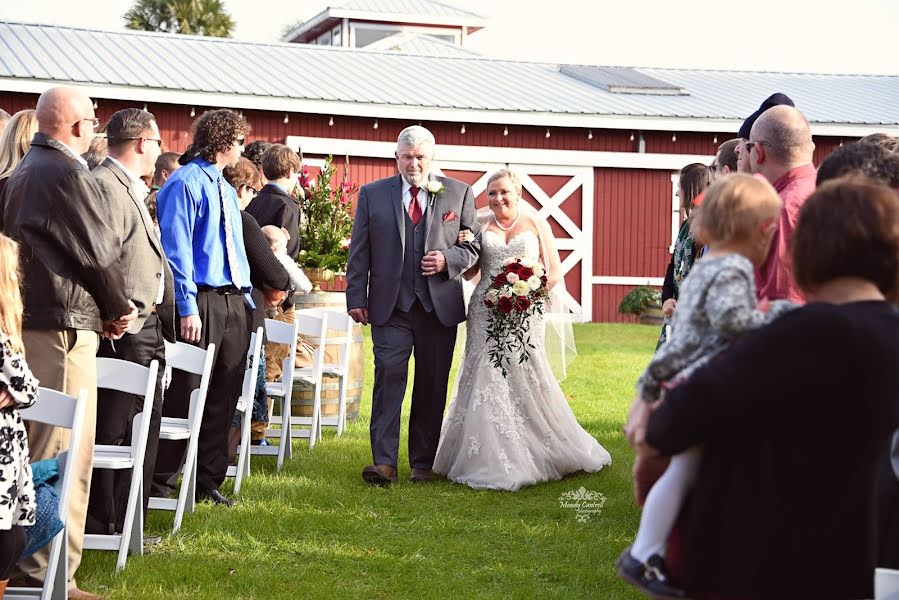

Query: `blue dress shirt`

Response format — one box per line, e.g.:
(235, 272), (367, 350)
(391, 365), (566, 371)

(157, 158), (252, 316)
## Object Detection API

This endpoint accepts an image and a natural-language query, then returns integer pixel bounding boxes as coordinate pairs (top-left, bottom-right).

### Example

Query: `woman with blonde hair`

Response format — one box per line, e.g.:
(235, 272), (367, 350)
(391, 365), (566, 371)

(0, 233), (40, 595)
(0, 109), (38, 184)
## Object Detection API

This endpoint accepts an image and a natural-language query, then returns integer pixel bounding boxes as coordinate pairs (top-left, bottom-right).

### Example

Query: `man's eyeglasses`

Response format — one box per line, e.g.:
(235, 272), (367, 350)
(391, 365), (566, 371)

(709, 163), (725, 172)
(113, 136), (163, 146)
(745, 140), (770, 153)
(73, 117), (100, 131)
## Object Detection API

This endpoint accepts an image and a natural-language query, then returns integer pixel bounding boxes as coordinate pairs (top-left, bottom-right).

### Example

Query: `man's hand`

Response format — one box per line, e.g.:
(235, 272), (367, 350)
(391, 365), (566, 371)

(180, 315), (202, 343)
(421, 251), (447, 277)
(457, 229), (474, 244)
(348, 308), (368, 325)
(264, 288), (287, 307)
(623, 396), (660, 457)
(103, 302), (139, 340)
(0, 389), (14, 410)
(662, 298), (677, 317)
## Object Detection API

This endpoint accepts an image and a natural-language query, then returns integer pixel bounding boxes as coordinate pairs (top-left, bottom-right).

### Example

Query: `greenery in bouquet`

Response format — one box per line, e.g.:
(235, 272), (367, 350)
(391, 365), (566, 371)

(293, 155), (357, 273)
(483, 257), (550, 377)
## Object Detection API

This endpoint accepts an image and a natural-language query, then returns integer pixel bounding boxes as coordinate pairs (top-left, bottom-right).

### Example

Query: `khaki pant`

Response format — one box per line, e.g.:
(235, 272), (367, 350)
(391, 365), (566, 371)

(20, 329), (98, 591)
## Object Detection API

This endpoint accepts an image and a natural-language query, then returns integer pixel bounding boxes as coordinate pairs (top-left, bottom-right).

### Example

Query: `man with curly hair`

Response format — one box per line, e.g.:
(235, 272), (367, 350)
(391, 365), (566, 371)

(155, 108), (252, 506)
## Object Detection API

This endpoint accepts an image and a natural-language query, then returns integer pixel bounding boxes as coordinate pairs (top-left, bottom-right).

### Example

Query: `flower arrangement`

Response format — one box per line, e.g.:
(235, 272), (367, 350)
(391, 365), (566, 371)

(293, 155), (357, 273)
(616, 285), (661, 319)
(483, 256), (550, 377)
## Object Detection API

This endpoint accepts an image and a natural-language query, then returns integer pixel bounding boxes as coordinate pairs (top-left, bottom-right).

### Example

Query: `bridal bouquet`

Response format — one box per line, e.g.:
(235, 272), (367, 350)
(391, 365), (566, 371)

(483, 257), (550, 377)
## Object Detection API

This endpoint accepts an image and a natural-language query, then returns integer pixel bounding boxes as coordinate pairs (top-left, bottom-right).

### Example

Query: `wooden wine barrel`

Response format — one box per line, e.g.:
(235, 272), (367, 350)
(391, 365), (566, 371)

(639, 303), (665, 326)
(290, 292), (363, 422)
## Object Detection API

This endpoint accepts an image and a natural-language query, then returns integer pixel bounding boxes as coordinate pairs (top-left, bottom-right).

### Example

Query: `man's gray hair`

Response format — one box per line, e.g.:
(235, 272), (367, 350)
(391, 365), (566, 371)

(397, 125), (435, 150)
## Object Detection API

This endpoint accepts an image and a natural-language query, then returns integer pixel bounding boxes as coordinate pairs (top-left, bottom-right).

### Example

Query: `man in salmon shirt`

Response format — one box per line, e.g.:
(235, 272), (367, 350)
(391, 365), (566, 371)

(746, 105), (817, 303)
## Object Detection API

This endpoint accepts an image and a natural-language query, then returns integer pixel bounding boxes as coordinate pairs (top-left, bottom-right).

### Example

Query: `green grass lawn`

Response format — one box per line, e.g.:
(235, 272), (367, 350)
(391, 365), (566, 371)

(78, 323), (659, 599)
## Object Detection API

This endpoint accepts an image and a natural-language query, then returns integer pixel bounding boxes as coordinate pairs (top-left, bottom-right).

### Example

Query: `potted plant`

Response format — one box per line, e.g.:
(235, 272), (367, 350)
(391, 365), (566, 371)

(617, 285), (663, 324)
(293, 155), (357, 292)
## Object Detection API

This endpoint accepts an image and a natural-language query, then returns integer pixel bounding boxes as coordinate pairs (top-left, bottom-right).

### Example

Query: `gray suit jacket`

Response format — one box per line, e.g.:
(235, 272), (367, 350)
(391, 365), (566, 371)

(346, 174), (481, 327)
(93, 158), (176, 341)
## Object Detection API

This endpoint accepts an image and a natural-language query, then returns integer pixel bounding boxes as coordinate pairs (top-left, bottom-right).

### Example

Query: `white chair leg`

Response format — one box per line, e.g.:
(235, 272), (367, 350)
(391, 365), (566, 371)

(277, 396), (290, 469)
(117, 476), (142, 572)
(51, 529), (68, 600)
(336, 375), (347, 437)
(309, 383), (322, 449)
(234, 406), (252, 494)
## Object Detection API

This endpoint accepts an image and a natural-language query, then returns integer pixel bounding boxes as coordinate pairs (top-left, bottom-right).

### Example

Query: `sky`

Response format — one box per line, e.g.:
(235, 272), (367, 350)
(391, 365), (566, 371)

(3, 0), (899, 75)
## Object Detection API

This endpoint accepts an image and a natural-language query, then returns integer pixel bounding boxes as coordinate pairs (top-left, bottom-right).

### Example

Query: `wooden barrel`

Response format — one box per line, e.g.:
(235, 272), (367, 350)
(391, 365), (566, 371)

(639, 303), (665, 326)
(290, 292), (363, 422)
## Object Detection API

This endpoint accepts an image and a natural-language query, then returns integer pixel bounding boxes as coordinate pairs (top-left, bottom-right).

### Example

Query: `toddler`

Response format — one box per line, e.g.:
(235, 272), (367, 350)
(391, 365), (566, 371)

(618, 174), (795, 597)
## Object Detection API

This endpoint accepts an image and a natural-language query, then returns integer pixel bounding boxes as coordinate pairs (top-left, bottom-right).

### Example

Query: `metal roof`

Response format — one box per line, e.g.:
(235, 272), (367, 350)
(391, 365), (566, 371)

(1, 21), (897, 134)
(336, 0), (484, 19)
(362, 32), (481, 57)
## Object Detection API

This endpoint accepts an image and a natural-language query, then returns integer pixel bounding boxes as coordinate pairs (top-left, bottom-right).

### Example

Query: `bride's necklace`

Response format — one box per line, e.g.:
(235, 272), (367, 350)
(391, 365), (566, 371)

(494, 211), (520, 231)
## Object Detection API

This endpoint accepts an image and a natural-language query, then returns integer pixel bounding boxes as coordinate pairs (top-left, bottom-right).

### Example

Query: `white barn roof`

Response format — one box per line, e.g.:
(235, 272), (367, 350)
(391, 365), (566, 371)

(1, 21), (897, 136)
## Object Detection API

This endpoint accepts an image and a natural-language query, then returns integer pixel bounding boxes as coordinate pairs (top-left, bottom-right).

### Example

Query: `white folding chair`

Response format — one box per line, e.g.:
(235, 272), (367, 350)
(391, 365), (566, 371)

(260, 317), (301, 467)
(83, 358), (159, 573)
(312, 310), (354, 436)
(289, 311), (328, 447)
(876, 567), (899, 600)
(226, 328), (262, 495)
(6, 387), (87, 600)
(148, 341), (215, 535)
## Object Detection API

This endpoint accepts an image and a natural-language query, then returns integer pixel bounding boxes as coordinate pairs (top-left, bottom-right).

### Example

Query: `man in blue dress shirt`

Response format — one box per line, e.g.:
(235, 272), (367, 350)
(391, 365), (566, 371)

(155, 109), (252, 506)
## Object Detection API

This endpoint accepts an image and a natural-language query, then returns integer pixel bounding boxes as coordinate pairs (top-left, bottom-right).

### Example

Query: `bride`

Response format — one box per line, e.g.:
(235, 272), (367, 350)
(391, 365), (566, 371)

(433, 169), (611, 491)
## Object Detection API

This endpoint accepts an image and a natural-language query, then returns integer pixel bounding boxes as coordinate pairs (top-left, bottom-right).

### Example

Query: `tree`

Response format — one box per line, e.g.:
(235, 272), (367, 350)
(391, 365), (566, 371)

(124, 0), (235, 38)
(280, 18), (305, 40)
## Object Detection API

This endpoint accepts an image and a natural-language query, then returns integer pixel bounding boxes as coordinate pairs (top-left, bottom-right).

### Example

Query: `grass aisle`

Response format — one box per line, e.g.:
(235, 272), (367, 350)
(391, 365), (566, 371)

(79, 323), (658, 599)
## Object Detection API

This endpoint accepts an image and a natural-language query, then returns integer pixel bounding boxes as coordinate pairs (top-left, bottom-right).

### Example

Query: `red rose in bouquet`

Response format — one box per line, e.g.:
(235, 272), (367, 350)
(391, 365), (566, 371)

(516, 297), (531, 312)
(498, 296), (514, 314)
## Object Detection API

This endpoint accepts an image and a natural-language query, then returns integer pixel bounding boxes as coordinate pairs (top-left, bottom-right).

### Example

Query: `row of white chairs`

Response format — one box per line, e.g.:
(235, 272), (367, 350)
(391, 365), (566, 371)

(8, 308), (355, 595)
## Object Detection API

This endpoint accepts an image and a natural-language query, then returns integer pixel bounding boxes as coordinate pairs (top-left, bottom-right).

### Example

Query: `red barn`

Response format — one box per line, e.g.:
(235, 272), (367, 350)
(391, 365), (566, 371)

(1, 16), (896, 321)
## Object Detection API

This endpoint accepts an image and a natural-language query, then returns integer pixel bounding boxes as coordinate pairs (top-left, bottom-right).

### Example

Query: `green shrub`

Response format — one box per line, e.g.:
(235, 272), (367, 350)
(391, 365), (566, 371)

(617, 285), (661, 318)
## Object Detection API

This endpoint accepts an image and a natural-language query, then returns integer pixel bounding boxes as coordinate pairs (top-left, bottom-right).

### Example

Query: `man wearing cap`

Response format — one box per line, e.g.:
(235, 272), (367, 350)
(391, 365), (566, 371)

(735, 93), (795, 173)
(747, 104), (817, 303)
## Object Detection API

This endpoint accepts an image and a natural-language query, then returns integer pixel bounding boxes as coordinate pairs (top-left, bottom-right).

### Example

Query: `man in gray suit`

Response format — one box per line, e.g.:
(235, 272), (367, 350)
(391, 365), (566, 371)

(346, 125), (481, 485)
(87, 108), (176, 537)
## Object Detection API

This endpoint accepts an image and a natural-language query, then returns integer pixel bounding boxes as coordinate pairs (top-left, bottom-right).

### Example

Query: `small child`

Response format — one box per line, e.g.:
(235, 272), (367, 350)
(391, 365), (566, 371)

(0, 233), (39, 594)
(618, 174), (795, 597)
(261, 225), (313, 297)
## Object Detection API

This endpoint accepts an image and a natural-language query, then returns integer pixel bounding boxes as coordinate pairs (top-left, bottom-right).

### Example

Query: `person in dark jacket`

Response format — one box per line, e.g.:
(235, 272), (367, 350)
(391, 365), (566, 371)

(637, 177), (899, 599)
(0, 85), (135, 600)
(245, 143), (302, 260)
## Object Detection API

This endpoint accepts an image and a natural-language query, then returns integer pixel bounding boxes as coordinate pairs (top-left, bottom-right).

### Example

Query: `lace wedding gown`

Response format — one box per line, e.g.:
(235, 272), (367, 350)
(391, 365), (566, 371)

(433, 231), (611, 491)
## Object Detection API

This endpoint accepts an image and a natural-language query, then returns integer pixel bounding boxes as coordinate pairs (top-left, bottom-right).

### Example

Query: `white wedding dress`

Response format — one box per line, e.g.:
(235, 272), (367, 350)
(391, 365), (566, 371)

(433, 230), (611, 490)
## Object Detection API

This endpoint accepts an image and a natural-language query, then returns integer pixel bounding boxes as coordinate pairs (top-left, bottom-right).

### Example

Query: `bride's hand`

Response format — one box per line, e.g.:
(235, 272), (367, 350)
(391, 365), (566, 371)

(457, 229), (474, 244)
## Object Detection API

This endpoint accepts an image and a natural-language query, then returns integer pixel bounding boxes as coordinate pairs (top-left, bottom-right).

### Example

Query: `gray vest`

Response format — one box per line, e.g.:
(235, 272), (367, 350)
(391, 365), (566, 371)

(396, 212), (433, 313)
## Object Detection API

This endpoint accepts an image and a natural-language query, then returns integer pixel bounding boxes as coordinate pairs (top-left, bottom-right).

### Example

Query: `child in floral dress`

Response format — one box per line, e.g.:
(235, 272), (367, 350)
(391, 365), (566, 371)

(0, 233), (39, 594)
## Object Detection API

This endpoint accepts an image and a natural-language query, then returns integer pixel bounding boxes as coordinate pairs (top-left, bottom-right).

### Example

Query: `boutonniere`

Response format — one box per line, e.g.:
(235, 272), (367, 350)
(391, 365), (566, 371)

(425, 180), (444, 195)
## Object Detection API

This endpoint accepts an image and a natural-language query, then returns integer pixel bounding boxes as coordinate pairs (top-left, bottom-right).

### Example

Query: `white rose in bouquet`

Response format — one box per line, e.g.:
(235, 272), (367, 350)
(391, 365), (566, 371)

(527, 275), (542, 290)
(506, 272), (520, 284)
(511, 280), (531, 296)
(519, 257), (536, 268)
(499, 287), (513, 298)
(485, 289), (499, 303)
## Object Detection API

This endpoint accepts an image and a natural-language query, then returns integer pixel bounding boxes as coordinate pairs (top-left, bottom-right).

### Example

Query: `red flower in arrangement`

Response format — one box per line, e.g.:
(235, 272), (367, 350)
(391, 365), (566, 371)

(498, 296), (514, 314)
(516, 296), (531, 312)
(518, 266), (534, 280)
(540, 275), (548, 285)
(484, 297), (494, 308)
(494, 272), (508, 287)
(506, 262), (522, 275)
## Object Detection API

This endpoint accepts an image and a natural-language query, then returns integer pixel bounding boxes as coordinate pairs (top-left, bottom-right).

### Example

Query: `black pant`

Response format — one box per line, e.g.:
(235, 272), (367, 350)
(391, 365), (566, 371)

(155, 291), (249, 494)
(0, 525), (24, 579)
(370, 299), (456, 469)
(86, 313), (165, 535)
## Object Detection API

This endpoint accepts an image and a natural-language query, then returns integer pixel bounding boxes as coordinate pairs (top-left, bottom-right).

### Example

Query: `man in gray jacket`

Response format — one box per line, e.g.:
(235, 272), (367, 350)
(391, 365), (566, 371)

(87, 108), (176, 540)
(346, 125), (480, 485)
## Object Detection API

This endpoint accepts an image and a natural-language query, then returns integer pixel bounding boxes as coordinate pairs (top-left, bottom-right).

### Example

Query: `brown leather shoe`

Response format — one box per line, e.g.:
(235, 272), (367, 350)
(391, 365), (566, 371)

(362, 464), (397, 485)
(410, 468), (435, 483)
(68, 586), (108, 600)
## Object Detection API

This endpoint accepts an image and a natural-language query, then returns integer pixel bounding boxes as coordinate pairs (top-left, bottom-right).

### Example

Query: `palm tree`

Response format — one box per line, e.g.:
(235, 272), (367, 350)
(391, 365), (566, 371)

(124, 0), (235, 38)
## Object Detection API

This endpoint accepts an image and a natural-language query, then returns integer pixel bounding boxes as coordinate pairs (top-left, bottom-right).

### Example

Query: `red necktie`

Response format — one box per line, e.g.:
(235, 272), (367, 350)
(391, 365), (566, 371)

(409, 186), (422, 226)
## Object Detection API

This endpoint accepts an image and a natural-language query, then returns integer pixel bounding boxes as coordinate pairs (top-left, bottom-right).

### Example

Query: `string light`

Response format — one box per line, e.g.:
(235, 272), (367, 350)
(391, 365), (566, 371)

(92, 100), (98, 109)
(545, 128), (550, 139)
(143, 103), (147, 111)
(587, 129), (593, 140)
(373, 119), (379, 130)
(503, 126), (508, 136)
(671, 133), (677, 142)
(460, 124), (466, 134)
(190, 107), (195, 117)
(713, 135), (718, 144)
(283, 113), (289, 124)
(328, 116), (334, 126)
(629, 132), (635, 142)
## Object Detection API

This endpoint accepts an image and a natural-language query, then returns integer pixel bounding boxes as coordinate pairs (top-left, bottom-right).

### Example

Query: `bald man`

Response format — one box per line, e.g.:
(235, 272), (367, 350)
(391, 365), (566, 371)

(747, 105), (817, 303)
(0, 86), (135, 600)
